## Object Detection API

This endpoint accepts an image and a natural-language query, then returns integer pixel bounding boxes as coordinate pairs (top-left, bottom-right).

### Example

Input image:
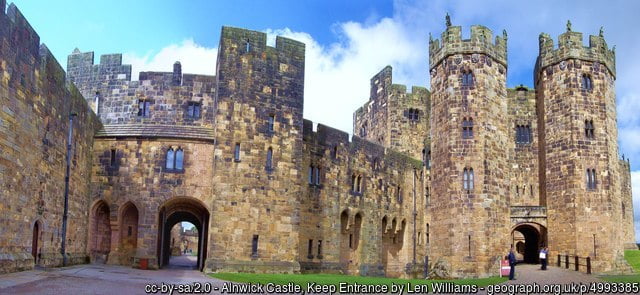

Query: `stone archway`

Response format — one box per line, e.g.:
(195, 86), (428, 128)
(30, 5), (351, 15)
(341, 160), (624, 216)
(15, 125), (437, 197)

(512, 223), (547, 264)
(90, 200), (112, 263)
(119, 202), (139, 265)
(157, 197), (209, 271)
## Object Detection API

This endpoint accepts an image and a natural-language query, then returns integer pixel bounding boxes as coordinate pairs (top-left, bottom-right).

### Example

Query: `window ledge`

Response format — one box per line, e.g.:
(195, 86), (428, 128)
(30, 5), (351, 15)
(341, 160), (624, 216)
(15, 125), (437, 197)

(164, 168), (185, 174)
(234, 159), (241, 163)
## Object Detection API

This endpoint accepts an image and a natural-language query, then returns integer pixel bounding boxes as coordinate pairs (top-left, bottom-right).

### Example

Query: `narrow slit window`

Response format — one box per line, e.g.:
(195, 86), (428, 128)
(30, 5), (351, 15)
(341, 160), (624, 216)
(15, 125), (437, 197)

(314, 167), (320, 185)
(234, 143), (241, 161)
(307, 239), (313, 258)
(308, 166), (314, 184)
(268, 115), (275, 132)
(317, 240), (322, 258)
(251, 235), (259, 257)
(175, 148), (184, 170)
(266, 147), (273, 170)
(110, 149), (117, 167)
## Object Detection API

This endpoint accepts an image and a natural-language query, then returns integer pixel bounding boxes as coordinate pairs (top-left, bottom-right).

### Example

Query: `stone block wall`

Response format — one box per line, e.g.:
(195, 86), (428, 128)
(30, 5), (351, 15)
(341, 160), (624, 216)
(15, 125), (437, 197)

(536, 28), (627, 272)
(301, 121), (426, 278)
(354, 66), (430, 160)
(0, 2), (101, 274)
(507, 87), (540, 206)
(206, 26), (305, 273)
(428, 24), (511, 278)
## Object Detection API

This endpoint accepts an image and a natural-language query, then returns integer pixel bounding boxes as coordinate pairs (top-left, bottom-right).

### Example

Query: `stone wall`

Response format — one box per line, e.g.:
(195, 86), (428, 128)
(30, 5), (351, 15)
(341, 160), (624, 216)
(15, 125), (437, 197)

(507, 87), (540, 206)
(428, 24), (511, 278)
(0, 2), (101, 274)
(535, 27), (628, 272)
(300, 121), (426, 277)
(620, 159), (636, 249)
(354, 66), (430, 160)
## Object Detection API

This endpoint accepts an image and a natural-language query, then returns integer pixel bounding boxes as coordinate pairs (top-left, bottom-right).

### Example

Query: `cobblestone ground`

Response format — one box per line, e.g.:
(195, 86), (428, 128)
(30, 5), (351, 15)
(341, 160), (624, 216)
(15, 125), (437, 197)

(0, 262), (629, 295)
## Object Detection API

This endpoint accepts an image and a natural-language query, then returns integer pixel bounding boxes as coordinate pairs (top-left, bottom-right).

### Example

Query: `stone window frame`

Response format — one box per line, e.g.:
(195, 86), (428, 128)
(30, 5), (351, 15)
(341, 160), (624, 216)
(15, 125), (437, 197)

(581, 74), (593, 91)
(186, 101), (202, 119)
(516, 124), (532, 144)
(586, 168), (597, 190)
(137, 99), (151, 118)
(234, 143), (241, 162)
(462, 117), (474, 139)
(265, 147), (274, 172)
(463, 167), (474, 192)
(584, 119), (595, 139)
(165, 146), (185, 173)
(251, 234), (259, 258)
(267, 114), (275, 134)
(461, 69), (474, 87)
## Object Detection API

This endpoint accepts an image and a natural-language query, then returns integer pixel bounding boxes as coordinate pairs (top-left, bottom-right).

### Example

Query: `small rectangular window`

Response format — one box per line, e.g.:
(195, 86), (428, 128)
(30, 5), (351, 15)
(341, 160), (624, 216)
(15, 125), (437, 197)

(317, 240), (322, 258)
(234, 143), (241, 162)
(268, 115), (275, 132)
(251, 235), (259, 257)
(138, 100), (151, 117)
(187, 102), (201, 119)
(307, 239), (313, 258)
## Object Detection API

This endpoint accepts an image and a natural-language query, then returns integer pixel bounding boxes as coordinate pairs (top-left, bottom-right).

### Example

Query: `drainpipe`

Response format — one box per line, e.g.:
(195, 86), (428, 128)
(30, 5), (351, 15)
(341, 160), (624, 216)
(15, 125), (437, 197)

(412, 169), (417, 266)
(61, 113), (77, 266)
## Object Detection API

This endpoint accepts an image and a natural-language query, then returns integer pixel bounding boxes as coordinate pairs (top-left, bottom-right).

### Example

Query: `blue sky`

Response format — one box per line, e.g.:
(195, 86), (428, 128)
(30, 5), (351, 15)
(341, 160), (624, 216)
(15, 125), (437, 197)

(9, 0), (640, 240)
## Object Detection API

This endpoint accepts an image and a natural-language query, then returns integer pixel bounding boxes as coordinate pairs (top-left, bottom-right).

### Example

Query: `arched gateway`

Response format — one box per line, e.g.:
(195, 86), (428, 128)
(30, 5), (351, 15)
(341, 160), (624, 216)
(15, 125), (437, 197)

(511, 223), (547, 263)
(157, 197), (210, 270)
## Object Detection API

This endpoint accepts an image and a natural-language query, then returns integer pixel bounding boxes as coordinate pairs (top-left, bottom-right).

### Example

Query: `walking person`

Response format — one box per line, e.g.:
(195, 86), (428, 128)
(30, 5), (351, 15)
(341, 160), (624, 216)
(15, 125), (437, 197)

(508, 246), (516, 280)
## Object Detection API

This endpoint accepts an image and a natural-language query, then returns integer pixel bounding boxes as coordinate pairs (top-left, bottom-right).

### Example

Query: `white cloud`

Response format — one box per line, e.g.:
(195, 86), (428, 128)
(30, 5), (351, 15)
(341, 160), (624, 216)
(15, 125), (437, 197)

(122, 39), (217, 80)
(267, 18), (425, 135)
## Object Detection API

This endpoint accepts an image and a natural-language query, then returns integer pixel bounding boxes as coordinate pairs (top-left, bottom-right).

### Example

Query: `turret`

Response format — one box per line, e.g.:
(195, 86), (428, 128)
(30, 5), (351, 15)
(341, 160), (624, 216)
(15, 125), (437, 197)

(428, 15), (510, 278)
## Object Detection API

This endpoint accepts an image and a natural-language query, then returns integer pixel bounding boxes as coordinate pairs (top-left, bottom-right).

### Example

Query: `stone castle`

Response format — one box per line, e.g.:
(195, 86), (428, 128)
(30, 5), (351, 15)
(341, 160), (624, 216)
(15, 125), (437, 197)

(0, 1), (635, 278)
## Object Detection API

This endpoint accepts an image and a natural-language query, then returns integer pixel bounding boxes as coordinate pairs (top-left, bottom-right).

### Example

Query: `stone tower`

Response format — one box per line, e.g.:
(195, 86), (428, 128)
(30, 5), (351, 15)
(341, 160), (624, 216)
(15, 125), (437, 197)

(207, 27), (306, 272)
(428, 19), (510, 277)
(536, 24), (631, 272)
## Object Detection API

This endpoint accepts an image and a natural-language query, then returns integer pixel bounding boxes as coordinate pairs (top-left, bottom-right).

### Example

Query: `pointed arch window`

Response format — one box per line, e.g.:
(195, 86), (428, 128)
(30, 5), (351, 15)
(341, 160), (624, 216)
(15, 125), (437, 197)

(165, 147), (184, 172)
(582, 74), (592, 91)
(463, 167), (474, 191)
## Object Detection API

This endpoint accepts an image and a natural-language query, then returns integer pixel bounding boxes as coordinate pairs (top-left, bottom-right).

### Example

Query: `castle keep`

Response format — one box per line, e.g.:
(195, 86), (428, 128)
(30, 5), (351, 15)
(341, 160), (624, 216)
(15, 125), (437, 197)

(0, 2), (635, 278)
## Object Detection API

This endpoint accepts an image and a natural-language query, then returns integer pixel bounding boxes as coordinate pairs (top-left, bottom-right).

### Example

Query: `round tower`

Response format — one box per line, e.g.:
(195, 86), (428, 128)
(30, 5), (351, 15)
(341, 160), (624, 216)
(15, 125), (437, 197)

(536, 23), (629, 272)
(428, 17), (510, 277)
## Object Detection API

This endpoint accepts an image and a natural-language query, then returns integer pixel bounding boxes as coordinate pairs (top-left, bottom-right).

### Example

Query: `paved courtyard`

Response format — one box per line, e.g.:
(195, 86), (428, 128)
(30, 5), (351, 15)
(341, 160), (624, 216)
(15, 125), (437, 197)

(0, 262), (615, 295)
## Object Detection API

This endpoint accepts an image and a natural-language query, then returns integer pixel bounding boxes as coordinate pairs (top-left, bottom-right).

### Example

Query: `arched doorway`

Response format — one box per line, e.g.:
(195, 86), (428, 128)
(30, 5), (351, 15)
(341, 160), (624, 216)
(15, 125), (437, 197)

(512, 223), (547, 263)
(32, 220), (41, 265)
(119, 202), (139, 265)
(90, 200), (112, 263)
(157, 197), (209, 271)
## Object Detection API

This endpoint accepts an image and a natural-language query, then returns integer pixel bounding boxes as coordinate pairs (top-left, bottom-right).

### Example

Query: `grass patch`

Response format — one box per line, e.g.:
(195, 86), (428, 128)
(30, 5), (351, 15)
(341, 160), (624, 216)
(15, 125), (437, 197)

(209, 273), (507, 292)
(624, 250), (640, 272)
(599, 250), (640, 282)
(600, 274), (640, 283)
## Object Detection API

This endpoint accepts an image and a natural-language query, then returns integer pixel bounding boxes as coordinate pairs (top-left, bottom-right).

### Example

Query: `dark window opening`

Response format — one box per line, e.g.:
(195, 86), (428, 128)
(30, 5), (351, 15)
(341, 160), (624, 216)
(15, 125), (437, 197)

(251, 235), (259, 257)
(585, 120), (595, 139)
(396, 185), (402, 203)
(128, 226), (132, 237)
(406, 108), (420, 121)
(317, 240), (323, 258)
(582, 74), (593, 91)
(332, 145), (338, 159)
(314, 167), (320, 185)
(138, 100), (151, 117)
(349, 234), (353, 249)
(516, 125), (532, 144)
(266, 147), (273, 170)
(110, 149), (117, 167)
(426, 223), (430, 244)
(187, 101), (201, 119)
(268, 115), (275, 132)
(307, 239), (314, 259)
(246, 40), (251, 53)
(462, 118), (474, 139)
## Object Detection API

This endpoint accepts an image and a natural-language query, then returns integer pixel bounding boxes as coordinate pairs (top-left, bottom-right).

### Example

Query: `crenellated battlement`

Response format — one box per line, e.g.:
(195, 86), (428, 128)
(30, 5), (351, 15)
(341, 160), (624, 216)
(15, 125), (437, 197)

(303, 119), (422, 170)
(536, 23), (615, 77)
(429, 19), (507, 70)
(220, 26), (305, 61)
